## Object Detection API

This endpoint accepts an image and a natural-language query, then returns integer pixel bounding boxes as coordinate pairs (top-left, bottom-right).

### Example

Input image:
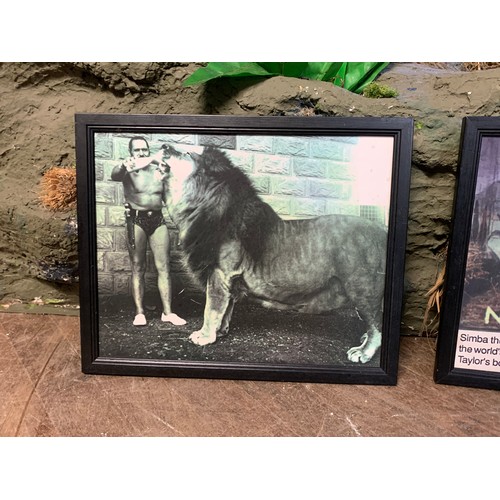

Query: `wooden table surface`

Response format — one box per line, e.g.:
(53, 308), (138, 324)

(1, 311), (499, 437)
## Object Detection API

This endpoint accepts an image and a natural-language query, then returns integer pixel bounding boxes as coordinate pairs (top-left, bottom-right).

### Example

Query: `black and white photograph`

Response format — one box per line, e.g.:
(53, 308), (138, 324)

(75, 114), (412, 384)
(435, 117), (500, 390)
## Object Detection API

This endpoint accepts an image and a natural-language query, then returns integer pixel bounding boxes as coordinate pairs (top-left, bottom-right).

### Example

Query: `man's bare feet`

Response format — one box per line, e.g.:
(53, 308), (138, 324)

(133, 313), (147, 326)
(161, 312), (187, 326)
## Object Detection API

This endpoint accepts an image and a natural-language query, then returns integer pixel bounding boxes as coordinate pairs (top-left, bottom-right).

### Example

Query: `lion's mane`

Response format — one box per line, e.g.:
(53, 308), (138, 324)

(175, 146), (281, 283)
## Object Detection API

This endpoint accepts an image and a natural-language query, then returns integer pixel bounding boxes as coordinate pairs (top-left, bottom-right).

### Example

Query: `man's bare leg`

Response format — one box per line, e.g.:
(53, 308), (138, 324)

(129, 225), (148, 326)
(149, 224), (186, 326)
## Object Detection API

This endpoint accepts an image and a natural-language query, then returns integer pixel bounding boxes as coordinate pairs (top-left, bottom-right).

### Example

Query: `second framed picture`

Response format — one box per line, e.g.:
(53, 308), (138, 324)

(75, 114), (413, 385)
(435, 116), (500, 390)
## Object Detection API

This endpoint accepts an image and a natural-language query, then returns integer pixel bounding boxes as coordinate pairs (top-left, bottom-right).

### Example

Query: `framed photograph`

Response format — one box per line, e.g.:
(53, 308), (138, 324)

(435, 117), (500, 390)
(75, 114), (413, 385)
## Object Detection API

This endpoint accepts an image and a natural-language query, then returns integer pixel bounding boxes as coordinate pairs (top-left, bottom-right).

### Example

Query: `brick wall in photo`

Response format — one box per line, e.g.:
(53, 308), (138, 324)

(94, 132), (383, 297)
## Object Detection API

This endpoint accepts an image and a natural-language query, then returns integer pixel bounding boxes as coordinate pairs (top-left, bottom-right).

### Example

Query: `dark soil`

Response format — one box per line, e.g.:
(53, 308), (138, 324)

(97, 295), (380, 368)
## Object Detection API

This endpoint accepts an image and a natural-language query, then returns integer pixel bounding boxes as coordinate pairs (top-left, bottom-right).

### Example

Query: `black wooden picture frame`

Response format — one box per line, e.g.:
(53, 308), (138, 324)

(435, 116), (500, 390)
(75, 114), (413, 385)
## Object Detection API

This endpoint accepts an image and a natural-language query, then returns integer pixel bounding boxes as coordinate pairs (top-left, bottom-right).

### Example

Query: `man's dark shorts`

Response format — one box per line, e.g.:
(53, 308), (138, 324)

(125, 204), (167, 248)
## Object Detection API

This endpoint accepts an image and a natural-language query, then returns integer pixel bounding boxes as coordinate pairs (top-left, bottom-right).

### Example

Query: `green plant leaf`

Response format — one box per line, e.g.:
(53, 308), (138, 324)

(258, 62), (310, 77)
(332, 62), (348, 87)
(183, 62), (277, 86)
(299, 62), (336, 81)
(320, 63), (346, 83)
(343, 62), (390, 93)
(258, 62), (350, 83)
(182, 62), (390, 94)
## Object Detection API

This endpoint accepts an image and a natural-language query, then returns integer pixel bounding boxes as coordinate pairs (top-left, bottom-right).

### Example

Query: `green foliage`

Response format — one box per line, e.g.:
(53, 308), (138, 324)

(182, 62), (274, 85)
(45, 298), (67, 304)
(183, 62), (390, 94)
(362, 82), (398, 98)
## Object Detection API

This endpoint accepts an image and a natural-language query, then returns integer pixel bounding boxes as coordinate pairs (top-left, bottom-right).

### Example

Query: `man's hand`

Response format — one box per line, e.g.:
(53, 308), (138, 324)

(122, 157), (135, 172)
(127, 150), (165, 172)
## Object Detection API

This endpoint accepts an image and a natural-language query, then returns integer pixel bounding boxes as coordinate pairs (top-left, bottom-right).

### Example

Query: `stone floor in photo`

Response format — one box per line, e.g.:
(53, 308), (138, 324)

(1, 310), (499, 437)
(97, 300), (379, 368)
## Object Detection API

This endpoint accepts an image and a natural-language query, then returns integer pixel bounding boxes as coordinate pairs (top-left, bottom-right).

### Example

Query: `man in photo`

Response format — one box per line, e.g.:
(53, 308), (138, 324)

(111, 136), (186, 327)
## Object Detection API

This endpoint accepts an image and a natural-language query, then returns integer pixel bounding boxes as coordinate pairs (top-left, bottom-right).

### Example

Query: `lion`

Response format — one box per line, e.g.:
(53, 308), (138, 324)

(162, 145), (387, 363)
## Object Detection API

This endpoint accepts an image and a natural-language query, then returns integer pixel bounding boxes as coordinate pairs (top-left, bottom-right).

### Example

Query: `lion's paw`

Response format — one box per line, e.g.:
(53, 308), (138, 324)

(347, 346), (371, 364)
(189, 330), (216, 346)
